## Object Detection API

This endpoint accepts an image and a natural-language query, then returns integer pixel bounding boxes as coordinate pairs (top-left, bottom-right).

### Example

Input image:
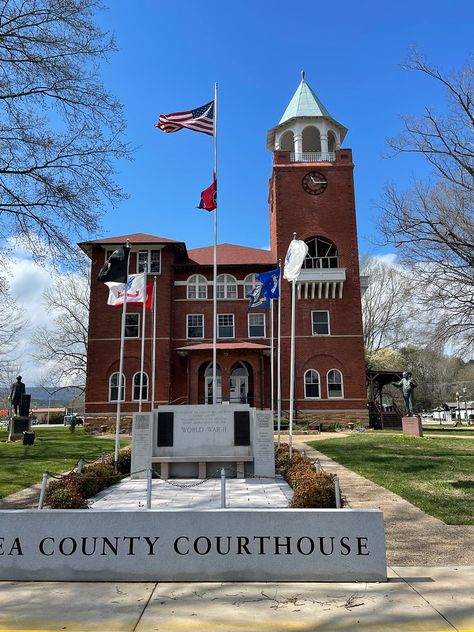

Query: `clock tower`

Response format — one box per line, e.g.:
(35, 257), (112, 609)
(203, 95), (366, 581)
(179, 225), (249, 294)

(267, 72), (368, 424)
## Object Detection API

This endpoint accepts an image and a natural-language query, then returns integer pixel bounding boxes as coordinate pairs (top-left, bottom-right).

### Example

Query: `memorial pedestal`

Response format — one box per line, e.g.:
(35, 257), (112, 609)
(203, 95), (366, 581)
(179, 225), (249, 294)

(402, 416), (423, 437)
(8, 416), (32, 441)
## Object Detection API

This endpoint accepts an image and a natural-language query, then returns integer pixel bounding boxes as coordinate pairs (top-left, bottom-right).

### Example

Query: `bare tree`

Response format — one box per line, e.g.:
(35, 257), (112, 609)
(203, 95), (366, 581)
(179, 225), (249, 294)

(360, 254), (413, 353)
(0, 0), (130, 267)
(381, 51), (474, 353)
(33, 266), (89, 387)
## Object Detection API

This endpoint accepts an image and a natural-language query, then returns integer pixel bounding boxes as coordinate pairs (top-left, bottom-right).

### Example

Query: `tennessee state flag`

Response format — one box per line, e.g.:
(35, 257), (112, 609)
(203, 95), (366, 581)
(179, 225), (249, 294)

(197, 179), (217, 211)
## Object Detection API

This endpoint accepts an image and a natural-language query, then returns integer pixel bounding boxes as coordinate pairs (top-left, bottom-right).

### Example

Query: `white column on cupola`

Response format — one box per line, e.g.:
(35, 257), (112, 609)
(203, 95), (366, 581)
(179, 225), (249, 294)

(294, 133), (303, 158)
(320, 133), (328, 156)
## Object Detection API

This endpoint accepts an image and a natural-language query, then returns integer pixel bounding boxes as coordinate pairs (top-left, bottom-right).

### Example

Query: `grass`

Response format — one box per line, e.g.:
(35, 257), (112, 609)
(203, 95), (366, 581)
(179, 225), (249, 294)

(0, 427), (130, 499)
(307, 433), (474, 525)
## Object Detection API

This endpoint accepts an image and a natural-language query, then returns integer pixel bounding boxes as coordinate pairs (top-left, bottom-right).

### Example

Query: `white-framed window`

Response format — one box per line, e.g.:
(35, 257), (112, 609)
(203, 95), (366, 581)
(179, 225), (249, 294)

(216, 274), (237, 299)
(187, 274), (208, 300)
(244, 273), (260, 296)
(312, 310), (330, 335)
(125, 313), (139, 338)
(218, 314), (234, 338)
(109, 372), (125, 401)
(132, 372), (148, 401)
(304, 369), (321, 399)
(187, 314), (204, 338)
(248, 313), (265, 338)
(327, 369), (344, 399)
(137, 249), (161, 273)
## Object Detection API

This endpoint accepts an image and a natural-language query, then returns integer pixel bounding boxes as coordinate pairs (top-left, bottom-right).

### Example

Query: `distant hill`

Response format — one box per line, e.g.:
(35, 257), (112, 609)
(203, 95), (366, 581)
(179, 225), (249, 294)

(28, 386), (84, 406)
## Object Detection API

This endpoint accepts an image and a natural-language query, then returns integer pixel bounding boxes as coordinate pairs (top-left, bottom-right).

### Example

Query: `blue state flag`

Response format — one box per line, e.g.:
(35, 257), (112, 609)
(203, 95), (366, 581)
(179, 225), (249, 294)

(256, 268), (280, 299)
(246, 284), (270, 310)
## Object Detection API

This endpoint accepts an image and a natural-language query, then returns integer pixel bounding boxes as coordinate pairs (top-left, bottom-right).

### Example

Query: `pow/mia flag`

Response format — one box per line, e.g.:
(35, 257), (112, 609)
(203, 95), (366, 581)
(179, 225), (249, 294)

(97, 246), (130, 285)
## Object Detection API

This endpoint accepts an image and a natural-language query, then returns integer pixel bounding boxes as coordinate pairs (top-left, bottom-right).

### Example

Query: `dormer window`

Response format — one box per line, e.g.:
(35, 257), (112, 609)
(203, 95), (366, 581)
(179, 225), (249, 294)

(137, 249), (161, 273)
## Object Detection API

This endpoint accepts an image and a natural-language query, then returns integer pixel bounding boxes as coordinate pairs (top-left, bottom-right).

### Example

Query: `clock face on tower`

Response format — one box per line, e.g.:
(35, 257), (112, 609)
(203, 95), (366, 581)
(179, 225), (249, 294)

(302, 172), (327, 195)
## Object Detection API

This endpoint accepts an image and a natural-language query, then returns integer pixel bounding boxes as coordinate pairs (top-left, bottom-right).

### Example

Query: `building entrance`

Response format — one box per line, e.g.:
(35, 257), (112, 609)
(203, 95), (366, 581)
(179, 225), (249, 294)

(205, 363), (222, 404)
(230, 362), (249, 404)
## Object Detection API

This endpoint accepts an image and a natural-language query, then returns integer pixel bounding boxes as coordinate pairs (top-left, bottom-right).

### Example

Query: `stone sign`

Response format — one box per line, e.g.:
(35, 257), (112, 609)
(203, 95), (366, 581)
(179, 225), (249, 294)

(402, 416), (423, 437)
(131, 413), (153, 479)
(253, 411), (275, 477)
(0, 509), (386, 582)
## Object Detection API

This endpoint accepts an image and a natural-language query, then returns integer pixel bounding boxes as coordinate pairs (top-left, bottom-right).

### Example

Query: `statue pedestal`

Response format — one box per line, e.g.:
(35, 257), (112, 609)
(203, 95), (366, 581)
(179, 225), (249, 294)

(402, 416), (423, 437)
(9, 416), (32, 441)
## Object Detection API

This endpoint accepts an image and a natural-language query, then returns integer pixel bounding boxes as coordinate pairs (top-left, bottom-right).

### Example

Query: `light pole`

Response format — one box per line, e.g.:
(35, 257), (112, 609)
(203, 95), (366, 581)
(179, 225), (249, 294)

(456, 391), (461, 425)
(463, 387), (467, 425)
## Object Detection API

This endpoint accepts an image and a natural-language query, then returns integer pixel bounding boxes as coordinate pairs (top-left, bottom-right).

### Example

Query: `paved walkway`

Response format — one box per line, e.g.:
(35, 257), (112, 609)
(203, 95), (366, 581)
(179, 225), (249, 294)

(91, 477), (293, 510)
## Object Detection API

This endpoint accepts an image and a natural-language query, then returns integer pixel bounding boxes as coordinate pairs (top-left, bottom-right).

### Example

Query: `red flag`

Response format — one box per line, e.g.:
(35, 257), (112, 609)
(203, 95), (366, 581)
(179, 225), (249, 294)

(145, 283), (154, 311)
(197, 180), (217, 211)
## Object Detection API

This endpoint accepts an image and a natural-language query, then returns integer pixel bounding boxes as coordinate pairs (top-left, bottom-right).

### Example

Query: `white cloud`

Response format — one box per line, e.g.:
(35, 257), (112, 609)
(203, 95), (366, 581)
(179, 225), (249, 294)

(372, 253), (398, 266)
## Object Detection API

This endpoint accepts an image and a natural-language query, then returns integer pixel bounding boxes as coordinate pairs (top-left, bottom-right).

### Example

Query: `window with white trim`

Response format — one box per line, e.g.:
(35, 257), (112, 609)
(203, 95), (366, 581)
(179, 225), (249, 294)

(125, 313), (139, 338)
(218, 314), (234, 338)
(132, 372), (148, 401)
(248, 313), (265, 338)
(327, 369), (343, 398)
(109, 372), (125, 401)
(216, 274), (237, 299)
(304, 369), (321, 399)
(312, 310), (330, 335)
(187, 274), (208, 299)
(187, 314), (204, 338)
(137, 249), (161, 273)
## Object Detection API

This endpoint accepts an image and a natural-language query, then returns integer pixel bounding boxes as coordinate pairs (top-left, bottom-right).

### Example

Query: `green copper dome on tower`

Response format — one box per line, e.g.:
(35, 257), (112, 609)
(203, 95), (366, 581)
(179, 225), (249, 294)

(267, 72), (347, 152)
(279, 71), (331, 124)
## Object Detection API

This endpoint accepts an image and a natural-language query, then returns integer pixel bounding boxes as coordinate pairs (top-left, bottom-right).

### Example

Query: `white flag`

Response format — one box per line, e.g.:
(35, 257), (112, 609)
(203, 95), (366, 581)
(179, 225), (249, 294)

(107, 273), (146, 306)
(283, 239), (309, 281)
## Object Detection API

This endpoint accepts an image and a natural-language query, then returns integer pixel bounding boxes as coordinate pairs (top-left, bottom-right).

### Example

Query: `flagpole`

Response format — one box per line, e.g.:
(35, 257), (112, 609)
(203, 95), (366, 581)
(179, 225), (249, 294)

(288, 277), (296, 460)
(270, 298), (274, 419)
(114, 240), (130, 471)
(138, 265), (147, 412)
(151, 275), (157, 409)
(277, 258), (282, 449)
(212, 81), (218, 404)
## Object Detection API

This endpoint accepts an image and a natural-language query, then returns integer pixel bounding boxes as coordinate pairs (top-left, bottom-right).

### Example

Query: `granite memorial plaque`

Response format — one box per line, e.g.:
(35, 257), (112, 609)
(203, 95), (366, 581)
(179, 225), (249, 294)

(253, 410), (275, 477)
(131, 412), (154, 479)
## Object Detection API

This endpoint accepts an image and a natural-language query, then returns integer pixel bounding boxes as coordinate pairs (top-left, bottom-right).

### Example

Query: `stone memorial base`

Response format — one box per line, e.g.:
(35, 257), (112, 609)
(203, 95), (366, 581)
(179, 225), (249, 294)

(402, 416), (423, 437)
(8, 416), (31, 441)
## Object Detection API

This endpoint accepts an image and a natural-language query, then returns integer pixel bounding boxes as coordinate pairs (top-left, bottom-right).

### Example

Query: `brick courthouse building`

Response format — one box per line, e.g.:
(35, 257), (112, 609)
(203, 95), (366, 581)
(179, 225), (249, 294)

(80, 75), (368, 426)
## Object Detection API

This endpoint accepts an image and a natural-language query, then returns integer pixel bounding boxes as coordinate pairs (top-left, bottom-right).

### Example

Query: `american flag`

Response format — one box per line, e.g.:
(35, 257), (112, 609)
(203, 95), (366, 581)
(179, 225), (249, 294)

(155, 100), (214, 136)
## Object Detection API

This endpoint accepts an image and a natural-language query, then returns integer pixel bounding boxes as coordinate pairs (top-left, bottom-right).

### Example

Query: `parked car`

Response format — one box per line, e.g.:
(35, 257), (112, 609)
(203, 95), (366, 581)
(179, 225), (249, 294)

(63, 413), (84, 427)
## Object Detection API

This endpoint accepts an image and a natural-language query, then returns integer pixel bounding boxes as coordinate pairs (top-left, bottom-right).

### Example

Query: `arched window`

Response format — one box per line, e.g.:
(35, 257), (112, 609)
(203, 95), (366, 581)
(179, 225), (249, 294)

(132, 372), (148, 401)
(303, 237), (339, 269)
(109, 372), (125, 402)
(327, 130), (337, 153)
(327, 369), (344, 398)
(187, 274), (208, 299)
(304, 370), (321, 399)
(216, 274), (237, 299)
(302, 126), (321, 152)
(244, 273), (260, 296)
(280, 130), (294, 151)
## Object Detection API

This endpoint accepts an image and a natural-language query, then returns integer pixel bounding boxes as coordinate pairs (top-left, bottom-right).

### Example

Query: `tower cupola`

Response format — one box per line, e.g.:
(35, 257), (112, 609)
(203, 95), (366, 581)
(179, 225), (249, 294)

(267, 71), (348, 161)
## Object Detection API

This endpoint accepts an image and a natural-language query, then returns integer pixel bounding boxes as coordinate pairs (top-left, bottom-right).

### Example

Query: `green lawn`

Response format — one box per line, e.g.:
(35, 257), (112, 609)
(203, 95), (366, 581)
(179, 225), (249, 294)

(0, 427), (129, 499)
(307, 433), (474, 524)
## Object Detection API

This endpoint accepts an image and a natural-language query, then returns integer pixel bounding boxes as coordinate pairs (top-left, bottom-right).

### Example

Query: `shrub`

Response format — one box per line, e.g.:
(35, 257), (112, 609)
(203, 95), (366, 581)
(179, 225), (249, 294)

(103, 447), (131, 475)
(86, 463), (121, 487)
(47, 486), (89, 509)
(289, 471), (337, 508)
(278, 449), (342, 509)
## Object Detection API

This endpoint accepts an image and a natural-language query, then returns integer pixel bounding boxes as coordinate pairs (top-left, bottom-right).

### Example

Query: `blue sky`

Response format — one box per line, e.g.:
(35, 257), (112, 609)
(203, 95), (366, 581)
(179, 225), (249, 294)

(91, 0), (473, 256)
(7, 0), (473, 384)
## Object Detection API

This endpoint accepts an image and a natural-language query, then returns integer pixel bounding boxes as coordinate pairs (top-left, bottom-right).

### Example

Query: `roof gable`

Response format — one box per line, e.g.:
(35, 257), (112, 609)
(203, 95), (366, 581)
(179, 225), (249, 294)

(186, 243), (275, 266)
